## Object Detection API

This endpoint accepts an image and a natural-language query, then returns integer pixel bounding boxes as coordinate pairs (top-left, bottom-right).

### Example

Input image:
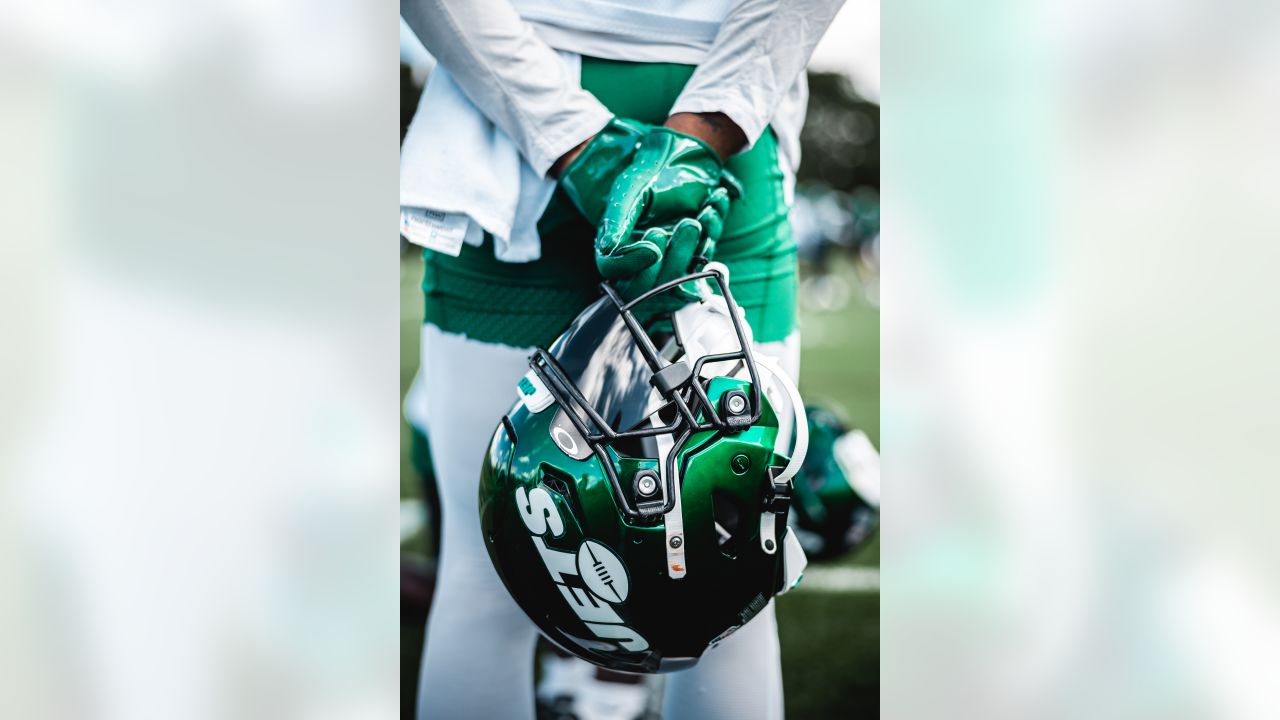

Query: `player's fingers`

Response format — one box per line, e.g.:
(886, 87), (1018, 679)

(696, 200), (725, 246)
(598, 225), (664, 280)
(595, 148), (662, 264)
(707, 186), (731, 222)
(612, 227), (668, 299)
(661, 218), (705, 281)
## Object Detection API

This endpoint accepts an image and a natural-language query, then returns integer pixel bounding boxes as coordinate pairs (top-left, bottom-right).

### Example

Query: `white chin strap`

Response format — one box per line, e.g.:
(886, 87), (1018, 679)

(756, 356), (808, 485)
(754, 356), (808, 558)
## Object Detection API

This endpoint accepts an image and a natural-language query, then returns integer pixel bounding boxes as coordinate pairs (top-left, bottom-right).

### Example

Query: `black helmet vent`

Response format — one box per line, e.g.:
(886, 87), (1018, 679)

(712, 490), (744, 556)
(539, 465), (578, 513)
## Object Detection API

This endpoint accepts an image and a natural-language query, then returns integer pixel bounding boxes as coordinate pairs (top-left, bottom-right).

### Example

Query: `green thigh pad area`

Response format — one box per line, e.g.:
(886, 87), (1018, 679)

(422, 57), (796, 347)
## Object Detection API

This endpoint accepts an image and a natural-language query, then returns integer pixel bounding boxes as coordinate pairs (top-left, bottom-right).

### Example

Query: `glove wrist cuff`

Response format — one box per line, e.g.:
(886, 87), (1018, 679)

(645, 127), (725, 170)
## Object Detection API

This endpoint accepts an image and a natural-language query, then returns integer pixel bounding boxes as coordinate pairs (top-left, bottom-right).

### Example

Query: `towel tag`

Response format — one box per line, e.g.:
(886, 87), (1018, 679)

(400, 208), (469, 256)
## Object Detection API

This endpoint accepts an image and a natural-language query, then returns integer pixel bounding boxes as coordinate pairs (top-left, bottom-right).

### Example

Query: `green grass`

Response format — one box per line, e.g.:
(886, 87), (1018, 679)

(400, 254), (879, 718)
(778, 591), (880, 717)
(797, 271), (881, 447)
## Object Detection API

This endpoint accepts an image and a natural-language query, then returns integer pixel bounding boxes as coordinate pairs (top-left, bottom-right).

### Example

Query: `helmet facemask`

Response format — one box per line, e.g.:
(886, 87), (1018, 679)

(529, 267), (767, 521)
(525, 265), (806, 580)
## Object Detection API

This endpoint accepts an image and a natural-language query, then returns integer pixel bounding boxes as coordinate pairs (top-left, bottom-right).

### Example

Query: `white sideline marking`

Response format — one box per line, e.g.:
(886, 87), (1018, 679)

(795, 566), (880, 593)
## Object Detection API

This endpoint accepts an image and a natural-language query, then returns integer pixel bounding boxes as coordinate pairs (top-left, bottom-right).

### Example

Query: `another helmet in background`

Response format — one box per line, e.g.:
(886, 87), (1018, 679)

(789, 405), (880, 560)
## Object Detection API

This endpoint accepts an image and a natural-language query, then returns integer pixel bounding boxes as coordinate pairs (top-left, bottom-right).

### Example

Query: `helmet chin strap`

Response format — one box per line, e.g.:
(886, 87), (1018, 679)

(753, 356), (809, 556)
(757, 356), (809, 484)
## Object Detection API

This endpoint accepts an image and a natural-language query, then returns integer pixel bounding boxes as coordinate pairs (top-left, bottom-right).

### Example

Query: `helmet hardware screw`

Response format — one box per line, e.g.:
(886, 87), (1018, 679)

(669, 536), (683, 549)
(720, 390), (752, 430)
(764, 539), (775, 552)
(634, 471), (659, 497)
(730, 453), (751, 474)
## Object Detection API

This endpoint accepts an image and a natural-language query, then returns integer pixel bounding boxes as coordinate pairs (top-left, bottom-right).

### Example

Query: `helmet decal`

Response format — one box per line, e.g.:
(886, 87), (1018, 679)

(516, 486), (564, 538)
(516, 487), (650, 654)
(551, 425), (581, 457)
(576, 540), (629, 604)
(549, 411), (593, 460)
(517, 370), (555, 413)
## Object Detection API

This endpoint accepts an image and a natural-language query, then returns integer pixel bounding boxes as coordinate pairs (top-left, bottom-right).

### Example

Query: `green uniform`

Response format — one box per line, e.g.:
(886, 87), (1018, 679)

(422, 58), (797, 348)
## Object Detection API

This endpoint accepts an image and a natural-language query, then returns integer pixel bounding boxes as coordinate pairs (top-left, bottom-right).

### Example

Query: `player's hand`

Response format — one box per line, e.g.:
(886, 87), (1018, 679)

(594, 128), (740, 288)
(610, 186), (731, 302)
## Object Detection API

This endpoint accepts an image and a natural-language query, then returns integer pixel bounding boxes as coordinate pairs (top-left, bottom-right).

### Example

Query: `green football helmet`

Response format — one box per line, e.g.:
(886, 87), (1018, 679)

(479, 264), (809, 673)
(789, 405), (881, 560)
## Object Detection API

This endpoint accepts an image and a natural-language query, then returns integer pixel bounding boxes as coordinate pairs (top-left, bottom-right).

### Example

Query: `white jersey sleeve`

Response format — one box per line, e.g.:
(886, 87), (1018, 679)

(401, 0), (612, 176)
(671, 0), (846, 150)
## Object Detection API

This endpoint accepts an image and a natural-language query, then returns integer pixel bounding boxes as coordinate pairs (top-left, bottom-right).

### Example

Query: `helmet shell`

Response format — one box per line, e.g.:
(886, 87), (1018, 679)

(479, 296), (795, 673)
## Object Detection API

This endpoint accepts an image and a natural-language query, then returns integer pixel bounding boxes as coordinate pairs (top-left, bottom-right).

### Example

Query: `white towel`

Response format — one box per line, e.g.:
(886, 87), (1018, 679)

(399, 55), (585, 263)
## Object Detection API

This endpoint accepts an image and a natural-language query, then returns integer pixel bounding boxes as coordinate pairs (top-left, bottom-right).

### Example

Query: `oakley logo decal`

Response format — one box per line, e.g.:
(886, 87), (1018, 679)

(515, 486), (649, 653)
(551, 426), (579, 455)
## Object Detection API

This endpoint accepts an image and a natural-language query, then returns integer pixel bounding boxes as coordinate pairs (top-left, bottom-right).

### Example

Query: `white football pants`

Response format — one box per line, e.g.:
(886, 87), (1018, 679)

(415, 323), (799, 720)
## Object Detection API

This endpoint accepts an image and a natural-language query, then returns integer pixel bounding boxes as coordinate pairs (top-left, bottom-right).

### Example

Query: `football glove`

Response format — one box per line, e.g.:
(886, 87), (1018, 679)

(558, 117), (652, 226)
(610, 186), (731, 302)
(594, 128), (741, 286)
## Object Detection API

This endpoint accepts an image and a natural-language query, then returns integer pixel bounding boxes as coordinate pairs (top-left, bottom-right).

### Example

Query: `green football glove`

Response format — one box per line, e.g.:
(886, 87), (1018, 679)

(594, 127), (741, 287)
(558, 117), (652, 226)
(610, 187), (731, 301)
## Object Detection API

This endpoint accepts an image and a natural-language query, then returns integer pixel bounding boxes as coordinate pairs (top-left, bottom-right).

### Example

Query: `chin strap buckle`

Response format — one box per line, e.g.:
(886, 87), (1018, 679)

(760, 465), (792, 555)
(763, 465), (792, 515)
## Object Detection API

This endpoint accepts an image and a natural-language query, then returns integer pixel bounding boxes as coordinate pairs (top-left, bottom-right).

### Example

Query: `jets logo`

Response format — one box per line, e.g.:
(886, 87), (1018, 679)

(578, 540), (628, 604)
(515, 486), (649, 653)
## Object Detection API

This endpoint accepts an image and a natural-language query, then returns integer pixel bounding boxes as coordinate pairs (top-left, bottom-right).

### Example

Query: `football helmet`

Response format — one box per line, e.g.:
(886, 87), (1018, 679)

(479, 264), (808, 673)
(788, 405), (881, 560)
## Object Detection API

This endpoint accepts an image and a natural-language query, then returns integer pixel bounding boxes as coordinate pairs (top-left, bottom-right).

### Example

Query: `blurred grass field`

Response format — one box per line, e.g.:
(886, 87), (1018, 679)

(400, 253), (879, 718)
